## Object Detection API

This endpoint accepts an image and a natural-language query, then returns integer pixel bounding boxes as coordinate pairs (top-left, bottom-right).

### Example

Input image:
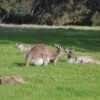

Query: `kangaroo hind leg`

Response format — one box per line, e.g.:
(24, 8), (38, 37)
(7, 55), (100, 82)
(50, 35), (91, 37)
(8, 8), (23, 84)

(41, 54), (48, 66)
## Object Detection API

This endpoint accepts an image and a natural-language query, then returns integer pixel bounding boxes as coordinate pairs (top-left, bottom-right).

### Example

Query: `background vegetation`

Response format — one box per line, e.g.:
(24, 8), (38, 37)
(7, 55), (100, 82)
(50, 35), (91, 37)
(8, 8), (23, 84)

(0, 0), (100, 26)
(0, 26), (100, 100)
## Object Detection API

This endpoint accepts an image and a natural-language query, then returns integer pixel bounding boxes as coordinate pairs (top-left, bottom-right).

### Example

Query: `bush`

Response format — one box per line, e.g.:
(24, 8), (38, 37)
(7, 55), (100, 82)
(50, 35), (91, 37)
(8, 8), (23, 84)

(91, 11), (100, 26)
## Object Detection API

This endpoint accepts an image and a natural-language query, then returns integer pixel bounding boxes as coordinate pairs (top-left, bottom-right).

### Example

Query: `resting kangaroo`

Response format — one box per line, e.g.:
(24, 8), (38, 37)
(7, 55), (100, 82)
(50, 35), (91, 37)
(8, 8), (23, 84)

(66, 48), (100, 64)
(0, 76), (26, 84)
(25, 44), (66, 66)
(15, 43), (31, 51)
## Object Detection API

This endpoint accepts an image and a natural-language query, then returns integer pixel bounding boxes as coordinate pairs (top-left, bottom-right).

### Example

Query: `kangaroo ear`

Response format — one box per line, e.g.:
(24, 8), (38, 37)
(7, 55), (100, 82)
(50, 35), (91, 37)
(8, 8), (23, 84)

(16, 43), (18, 46)
(0, 76), (2, 79)
(71, 49), (74, 52)
(15, 43), (18, 48)
(66, 48), (70, 53)
(55, 44), (61, 48)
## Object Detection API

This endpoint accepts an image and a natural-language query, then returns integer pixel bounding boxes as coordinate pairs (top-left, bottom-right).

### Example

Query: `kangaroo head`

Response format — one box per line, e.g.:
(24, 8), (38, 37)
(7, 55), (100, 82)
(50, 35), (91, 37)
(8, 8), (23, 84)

(66, 48), (74, 59)
(55, 44), (66, 54)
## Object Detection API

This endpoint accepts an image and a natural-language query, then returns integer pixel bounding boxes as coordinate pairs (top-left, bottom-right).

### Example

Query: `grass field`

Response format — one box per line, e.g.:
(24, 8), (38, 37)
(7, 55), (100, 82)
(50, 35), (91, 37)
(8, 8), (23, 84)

(0, 25), (100, 100)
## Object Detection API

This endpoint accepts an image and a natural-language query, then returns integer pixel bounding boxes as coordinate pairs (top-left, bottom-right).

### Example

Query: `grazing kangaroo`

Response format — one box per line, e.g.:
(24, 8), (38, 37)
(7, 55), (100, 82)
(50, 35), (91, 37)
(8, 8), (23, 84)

(66, 48), (100, 64)
(0, 76), (26, 84)
(25, 44), (66, 66)
(15, 43), (31, 51)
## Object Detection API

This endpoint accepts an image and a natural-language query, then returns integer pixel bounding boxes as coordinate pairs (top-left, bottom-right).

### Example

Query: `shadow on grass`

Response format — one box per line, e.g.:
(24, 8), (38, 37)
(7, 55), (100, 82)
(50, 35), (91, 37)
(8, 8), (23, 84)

(13, 62), (41, 67)
(13, 61), (55, 67)
(14, 62), (25, 67)
(0, 27), (100, 52)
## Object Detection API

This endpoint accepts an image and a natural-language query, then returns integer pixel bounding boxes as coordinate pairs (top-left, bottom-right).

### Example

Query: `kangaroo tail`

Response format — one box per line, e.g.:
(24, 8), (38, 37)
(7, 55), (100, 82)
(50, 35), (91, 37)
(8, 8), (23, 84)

(15, 79), (25, 84)
(14, 79), (28, 84)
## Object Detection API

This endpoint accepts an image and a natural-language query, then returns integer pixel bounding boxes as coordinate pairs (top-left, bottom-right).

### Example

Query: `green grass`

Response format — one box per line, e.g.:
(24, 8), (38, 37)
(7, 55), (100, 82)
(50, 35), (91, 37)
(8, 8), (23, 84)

(0, 26), (100, 100)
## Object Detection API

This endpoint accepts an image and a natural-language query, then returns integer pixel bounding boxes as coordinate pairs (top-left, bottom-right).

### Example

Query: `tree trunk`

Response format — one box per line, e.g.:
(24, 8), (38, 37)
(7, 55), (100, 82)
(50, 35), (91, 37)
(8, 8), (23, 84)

(0, 13), (7, 24)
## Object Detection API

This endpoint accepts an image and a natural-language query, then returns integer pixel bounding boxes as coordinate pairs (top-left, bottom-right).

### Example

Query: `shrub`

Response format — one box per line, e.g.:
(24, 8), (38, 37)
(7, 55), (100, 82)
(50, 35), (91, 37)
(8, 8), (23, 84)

(91, 11), (100, 26)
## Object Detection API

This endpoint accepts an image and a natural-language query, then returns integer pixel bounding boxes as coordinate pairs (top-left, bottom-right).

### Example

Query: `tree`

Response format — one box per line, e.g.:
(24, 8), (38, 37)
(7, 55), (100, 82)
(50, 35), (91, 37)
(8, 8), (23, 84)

(13, 1), (31, 24)
(0, 0), (100, 25)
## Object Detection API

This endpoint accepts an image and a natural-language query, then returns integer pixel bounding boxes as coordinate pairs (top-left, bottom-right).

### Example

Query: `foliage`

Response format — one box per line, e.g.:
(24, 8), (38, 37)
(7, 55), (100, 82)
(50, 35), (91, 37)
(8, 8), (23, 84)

(0, 0), (100, 25)
(91, 11), (100, 26)
(13, 1), (31, 24)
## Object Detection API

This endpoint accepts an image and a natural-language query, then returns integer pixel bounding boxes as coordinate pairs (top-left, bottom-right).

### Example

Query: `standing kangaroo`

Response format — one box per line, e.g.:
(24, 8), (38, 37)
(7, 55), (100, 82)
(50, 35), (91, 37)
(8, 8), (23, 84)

(0, 76), (26, 84)
(25, 44), (66, 66)
(15, 43), (31, 51)
(66, 48), (100, 64)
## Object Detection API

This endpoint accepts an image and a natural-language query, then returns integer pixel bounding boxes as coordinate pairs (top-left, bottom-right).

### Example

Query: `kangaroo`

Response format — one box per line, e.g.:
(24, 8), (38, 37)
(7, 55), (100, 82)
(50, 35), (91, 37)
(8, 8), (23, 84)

(66, 48), (100, 64)
(25, 44), (66, 66)
(15, 43), (31, 51)
(0, 76), (26, 84)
